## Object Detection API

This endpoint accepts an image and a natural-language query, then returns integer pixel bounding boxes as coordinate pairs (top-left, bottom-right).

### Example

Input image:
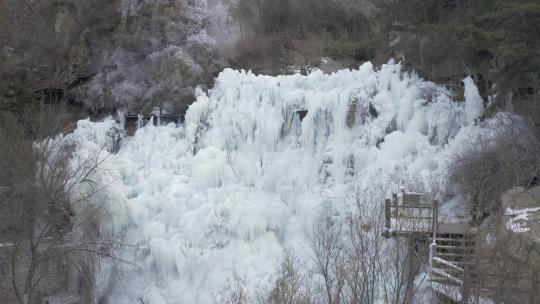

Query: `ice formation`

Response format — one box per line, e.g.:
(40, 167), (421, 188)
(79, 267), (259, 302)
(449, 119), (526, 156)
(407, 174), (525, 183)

(68, 61), (495, 303)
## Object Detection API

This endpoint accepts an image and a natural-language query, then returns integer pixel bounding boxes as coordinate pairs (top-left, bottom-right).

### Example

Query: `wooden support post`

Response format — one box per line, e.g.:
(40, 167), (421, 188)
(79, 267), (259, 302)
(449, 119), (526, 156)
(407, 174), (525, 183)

(405, 238), (418, 304)
(461, 263), (471, 304)
(432, 200), (439, 235)
(385, 199), (391, 231)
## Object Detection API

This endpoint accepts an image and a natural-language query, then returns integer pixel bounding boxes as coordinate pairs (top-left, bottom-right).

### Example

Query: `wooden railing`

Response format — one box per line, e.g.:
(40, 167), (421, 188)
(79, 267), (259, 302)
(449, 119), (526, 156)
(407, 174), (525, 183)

(125, 114), (183, 125)
(384, 198), (438, 237)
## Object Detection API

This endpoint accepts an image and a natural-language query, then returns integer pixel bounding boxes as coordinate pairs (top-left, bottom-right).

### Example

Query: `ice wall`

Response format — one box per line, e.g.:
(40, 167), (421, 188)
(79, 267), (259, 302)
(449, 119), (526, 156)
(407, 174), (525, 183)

(73, 61), (491, 303)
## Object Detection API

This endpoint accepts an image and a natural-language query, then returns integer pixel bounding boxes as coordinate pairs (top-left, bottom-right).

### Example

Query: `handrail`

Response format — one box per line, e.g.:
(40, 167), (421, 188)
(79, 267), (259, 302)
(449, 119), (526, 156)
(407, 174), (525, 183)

(385, 197), (438, 233)
(388, 204), (434, 209)
(433, 257), (464, 272)
(431, 268), (463, 285)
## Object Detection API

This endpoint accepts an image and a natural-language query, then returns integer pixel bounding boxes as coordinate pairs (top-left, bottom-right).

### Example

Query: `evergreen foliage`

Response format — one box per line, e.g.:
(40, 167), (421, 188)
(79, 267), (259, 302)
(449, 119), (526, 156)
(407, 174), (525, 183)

(379, 0), (540, 90)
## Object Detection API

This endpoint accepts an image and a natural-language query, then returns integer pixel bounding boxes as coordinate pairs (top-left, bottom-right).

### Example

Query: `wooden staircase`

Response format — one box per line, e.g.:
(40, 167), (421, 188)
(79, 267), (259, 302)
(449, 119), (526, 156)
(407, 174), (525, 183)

(428, 220), (481, 304)
(430, 227), (476, 293)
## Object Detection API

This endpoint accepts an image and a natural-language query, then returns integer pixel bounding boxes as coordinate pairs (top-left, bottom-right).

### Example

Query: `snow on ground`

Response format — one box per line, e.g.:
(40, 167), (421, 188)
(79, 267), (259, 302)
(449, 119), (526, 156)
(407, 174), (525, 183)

(502, 186), (540, 233)
(67, 61), (500, 303)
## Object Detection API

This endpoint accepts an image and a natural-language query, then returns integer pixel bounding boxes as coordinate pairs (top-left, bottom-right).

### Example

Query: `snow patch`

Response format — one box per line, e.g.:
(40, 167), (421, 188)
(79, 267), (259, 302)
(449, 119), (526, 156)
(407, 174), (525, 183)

(505, 207), (540, 233)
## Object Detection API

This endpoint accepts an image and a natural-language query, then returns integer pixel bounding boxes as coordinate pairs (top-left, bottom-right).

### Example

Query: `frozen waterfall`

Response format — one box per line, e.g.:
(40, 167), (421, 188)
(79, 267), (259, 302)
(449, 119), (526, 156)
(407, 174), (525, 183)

(69, 61), (490, 303)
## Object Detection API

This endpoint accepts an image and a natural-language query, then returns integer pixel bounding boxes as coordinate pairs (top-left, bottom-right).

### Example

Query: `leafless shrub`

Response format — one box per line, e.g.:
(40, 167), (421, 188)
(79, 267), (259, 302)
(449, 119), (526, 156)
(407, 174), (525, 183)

(307, 192), (424, 304)
(449, 113), (540, 226)
(289, 182), (430, 304)
(445, 112), (540, 302)
(263, 252), (314, 304)
(225, 277), (251, 304)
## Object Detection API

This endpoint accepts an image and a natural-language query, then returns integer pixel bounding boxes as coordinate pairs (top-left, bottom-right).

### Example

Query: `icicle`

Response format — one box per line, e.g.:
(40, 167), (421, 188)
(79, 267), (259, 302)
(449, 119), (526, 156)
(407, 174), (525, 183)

(137, 113), (144, 129)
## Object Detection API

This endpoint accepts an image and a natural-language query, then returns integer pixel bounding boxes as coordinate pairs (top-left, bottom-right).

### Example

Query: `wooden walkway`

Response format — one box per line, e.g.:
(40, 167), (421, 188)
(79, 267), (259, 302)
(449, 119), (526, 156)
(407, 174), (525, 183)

(124, 111), (184, 135)
(125, 114), (183, 126)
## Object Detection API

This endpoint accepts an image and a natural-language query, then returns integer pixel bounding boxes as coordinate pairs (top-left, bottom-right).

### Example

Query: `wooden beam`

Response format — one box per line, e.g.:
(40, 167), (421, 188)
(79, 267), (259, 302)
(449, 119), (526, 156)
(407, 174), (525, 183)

(433, 200), (439, 235)
(385, 199), (391, 231)
(389, 204), (433, 209)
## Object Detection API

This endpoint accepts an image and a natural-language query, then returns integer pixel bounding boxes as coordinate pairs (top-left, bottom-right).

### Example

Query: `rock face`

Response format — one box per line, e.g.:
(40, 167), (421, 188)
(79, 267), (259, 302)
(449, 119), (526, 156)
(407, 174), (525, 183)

(0, 0), (236, 114)
(64, 0), (234, 115)
(474, 186), (540, 303)
(502, 186), (540, 209)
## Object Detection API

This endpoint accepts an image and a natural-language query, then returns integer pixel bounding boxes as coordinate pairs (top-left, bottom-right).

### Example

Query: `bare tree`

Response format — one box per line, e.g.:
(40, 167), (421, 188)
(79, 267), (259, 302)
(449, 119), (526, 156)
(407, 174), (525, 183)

(449, 113), (539, 226)
(379, 237), (429, 304)
(310, 212), (346, 304)
(341, 207), (383, 303)
(0, 105), (113, 304)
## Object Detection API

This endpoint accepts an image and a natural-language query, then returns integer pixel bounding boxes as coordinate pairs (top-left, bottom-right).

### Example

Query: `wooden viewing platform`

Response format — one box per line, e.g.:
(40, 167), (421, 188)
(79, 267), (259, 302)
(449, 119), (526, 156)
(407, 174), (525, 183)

(383, 190), (438, 238)
(382, 190), (482, 303)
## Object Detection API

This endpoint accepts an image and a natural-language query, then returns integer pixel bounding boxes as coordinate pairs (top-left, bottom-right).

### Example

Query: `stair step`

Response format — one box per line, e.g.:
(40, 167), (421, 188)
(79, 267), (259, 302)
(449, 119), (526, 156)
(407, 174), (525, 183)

(435, 238), (475, 242)
(435, 244), (474, 249)
(430, 277), (462, 286)
(432, 267), (464, 275)
(436, 252), (474, 257)
(437, 247), (475, 252)
(436, 244), (475, 249)
(429, 276), (463, 287)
